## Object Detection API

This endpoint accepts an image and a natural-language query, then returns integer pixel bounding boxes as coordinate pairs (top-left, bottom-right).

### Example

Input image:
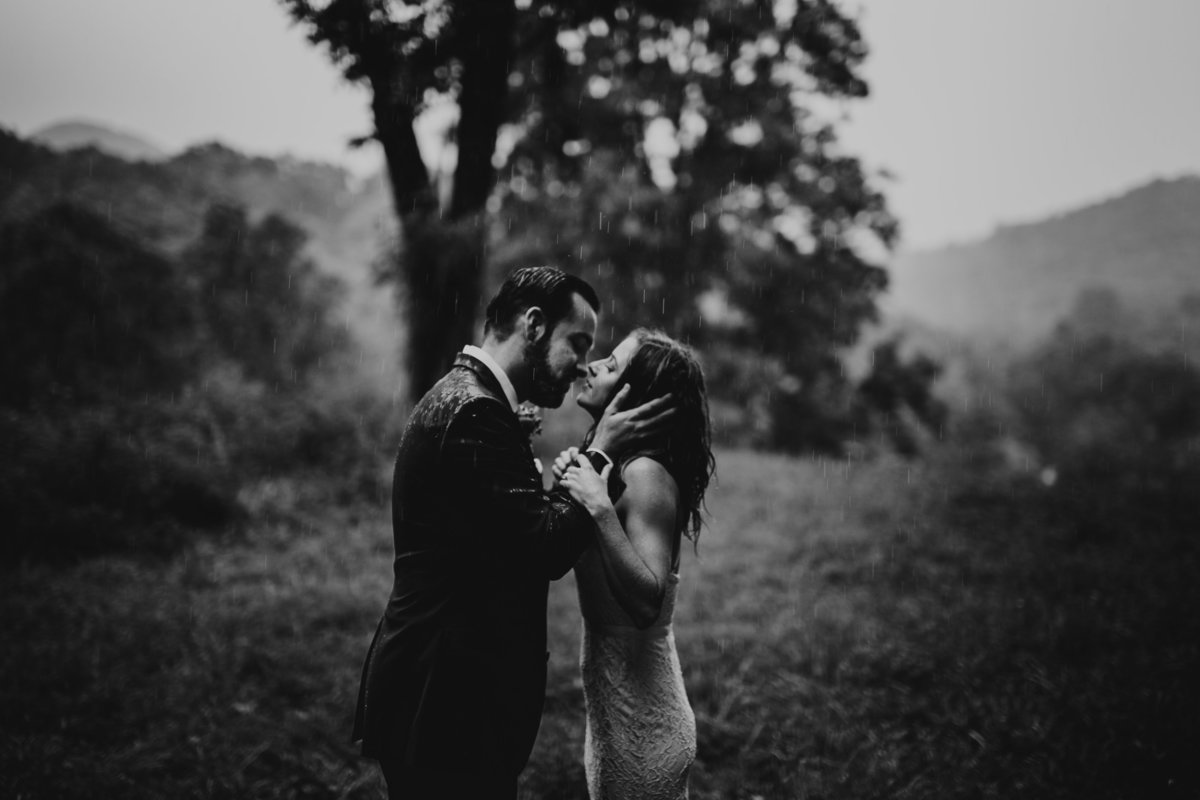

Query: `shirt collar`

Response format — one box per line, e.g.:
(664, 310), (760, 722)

(462, 345), (519, 412)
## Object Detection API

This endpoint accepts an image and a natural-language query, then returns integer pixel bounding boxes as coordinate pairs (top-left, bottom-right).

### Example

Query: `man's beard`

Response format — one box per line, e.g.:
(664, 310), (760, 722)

(526, 336), (574, 408)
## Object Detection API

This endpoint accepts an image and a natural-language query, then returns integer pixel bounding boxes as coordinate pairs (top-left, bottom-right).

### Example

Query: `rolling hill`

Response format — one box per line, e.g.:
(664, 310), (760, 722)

(10, 119), (1200, 383)
(0, 125), (400, 387)
(886, 175), (1200, 346)
(32, 119), (168, 162)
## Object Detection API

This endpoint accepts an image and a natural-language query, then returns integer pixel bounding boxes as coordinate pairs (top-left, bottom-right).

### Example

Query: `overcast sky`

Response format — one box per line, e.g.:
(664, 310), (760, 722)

(2, 0), (1199, 249)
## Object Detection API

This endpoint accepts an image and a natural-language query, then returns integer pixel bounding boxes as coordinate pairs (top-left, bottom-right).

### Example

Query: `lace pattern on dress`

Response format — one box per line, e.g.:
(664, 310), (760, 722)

(576, 550), (696, 800)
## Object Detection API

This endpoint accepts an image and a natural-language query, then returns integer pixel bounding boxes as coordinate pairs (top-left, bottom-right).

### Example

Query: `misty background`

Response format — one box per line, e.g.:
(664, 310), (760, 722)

(2, 1), (1199, 798)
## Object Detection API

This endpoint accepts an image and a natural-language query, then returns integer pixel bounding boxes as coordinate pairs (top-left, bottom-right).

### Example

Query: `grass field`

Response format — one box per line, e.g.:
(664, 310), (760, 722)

(3, 446), (1198, 799)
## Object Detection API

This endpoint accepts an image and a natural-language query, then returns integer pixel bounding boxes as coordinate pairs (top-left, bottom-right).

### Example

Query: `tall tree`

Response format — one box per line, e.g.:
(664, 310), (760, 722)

(282, 0), (897, 450)
(279, 0), (517, 404)
(491, 1), (897, 450)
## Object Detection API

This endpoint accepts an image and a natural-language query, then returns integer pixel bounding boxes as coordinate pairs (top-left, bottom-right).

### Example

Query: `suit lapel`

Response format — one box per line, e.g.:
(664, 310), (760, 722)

(453, 353), (516, 419)
(453, 353), (540, 472)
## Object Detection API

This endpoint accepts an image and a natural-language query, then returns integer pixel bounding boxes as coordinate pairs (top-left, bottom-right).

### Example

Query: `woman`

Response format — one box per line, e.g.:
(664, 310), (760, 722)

(554, 328), (715, 800)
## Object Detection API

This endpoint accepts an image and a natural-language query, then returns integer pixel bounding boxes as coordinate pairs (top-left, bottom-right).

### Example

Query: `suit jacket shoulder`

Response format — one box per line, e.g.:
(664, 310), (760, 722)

(405, 353), (514, 445)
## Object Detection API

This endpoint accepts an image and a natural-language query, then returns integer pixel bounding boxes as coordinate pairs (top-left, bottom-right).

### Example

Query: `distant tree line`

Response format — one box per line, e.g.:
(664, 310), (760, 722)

(0, 202), (383, 561)
(996, 287), (1200, 536)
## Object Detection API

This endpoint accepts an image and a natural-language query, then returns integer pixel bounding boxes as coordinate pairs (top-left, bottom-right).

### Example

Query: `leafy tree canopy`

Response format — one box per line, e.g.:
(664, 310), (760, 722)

(182, 204), (349, 386)
(282, 0), (900, 450)
(0, 203), (197, 409)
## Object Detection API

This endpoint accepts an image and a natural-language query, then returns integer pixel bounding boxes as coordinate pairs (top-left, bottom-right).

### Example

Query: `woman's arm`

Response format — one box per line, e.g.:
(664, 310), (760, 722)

(560, 456), (679, 629)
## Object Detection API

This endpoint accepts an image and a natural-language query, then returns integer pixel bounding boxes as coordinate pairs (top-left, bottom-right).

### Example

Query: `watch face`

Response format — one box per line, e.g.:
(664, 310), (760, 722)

(586, 450), (612, 468)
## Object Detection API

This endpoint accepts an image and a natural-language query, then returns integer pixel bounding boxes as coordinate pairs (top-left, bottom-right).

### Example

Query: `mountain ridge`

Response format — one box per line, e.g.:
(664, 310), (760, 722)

(32, 119), (169, 162)
(1, 126), (400, 387)
(886, 174), (1200, 345)
(11, 121), (1200, 365)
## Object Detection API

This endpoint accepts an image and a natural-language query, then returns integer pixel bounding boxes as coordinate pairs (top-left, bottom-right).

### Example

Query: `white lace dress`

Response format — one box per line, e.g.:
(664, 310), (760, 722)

(575, 546), (696, 800)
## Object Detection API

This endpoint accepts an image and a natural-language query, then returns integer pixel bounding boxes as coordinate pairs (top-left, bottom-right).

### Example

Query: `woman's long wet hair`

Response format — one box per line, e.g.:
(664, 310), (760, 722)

(588, 329), (716, 545)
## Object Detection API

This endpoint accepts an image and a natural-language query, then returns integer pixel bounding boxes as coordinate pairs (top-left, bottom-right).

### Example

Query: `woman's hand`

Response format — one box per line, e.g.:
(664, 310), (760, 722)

(559, 455), (614, 517)
(550, 446), (581, 484)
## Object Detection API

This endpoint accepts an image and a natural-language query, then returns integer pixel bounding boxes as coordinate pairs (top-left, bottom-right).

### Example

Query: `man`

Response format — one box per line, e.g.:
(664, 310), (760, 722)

(353, 266), (671, 798)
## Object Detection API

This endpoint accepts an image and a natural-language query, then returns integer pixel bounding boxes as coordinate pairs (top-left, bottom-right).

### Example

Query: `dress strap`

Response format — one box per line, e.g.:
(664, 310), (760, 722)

(585, 620), (674, 638)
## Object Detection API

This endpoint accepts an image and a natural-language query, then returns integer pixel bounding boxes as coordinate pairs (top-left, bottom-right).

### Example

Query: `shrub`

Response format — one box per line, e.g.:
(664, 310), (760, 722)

(0, 405), (240, 561)
(0, 202), (383, 561)
(1007, 330), (1200, 533)
(0, 203), (197, 409)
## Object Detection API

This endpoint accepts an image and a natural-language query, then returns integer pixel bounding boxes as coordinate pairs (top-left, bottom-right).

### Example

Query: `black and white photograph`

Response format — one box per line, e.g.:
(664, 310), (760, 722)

(2, 1), (1198, 798)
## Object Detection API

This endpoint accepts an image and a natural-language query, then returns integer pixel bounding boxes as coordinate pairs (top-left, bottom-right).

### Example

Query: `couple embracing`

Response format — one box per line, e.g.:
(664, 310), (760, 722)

(353, 266), (715, 799)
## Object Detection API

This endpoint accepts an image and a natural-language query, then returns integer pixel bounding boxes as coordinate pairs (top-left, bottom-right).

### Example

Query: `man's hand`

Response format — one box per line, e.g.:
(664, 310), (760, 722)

(589, 385), (675, 462)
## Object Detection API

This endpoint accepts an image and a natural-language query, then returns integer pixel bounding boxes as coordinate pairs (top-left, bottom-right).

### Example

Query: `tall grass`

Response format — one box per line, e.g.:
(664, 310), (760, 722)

(3, 447), (1197, 799)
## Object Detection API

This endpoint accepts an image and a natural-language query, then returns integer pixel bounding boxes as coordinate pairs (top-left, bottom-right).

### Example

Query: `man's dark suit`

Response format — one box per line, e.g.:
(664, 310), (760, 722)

(353, 352), (596, 797)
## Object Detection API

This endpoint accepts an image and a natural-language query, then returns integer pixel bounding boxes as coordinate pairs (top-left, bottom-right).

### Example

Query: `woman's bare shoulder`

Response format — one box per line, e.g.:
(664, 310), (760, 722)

(618, 457), (679, 512)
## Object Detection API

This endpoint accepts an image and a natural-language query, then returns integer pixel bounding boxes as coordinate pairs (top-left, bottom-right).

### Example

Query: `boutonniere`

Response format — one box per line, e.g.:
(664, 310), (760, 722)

(516, 401), (543, 440)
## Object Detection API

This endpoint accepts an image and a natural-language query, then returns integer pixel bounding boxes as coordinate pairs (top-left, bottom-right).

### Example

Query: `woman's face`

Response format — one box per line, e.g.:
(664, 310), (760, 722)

(576, 335), (640, 416)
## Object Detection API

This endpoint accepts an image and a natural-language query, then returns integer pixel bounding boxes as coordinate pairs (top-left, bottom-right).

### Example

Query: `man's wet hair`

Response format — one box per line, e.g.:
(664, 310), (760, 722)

(484, 266), (600, 339)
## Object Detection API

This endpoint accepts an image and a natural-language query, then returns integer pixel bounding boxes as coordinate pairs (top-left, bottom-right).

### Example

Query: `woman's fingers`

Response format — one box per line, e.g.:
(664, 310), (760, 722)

(562, 460), (604, 499)
(551, 446), (580, 479)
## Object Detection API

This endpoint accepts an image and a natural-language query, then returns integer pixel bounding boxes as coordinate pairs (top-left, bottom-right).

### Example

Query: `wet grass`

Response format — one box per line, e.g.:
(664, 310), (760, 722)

(3, 448), (1198, 799)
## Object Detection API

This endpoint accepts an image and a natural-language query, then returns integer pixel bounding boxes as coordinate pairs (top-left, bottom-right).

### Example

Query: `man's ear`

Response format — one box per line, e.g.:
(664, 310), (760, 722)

(524, 306), (548, 343)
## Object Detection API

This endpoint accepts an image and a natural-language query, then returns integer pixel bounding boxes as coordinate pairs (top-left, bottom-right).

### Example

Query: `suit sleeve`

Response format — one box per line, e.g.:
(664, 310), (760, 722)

(442, 397), (595, 579)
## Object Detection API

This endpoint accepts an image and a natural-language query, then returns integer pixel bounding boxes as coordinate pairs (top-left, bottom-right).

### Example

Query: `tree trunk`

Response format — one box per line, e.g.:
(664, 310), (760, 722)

(368, 72), (484, 407)
(366, 2), (515, 407)
(398, 209), (485, 406)
(449, 1), (515, 219)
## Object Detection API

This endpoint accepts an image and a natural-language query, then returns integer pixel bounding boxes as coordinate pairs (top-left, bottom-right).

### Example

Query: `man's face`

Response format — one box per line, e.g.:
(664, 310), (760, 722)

(526, 292), (597, 408)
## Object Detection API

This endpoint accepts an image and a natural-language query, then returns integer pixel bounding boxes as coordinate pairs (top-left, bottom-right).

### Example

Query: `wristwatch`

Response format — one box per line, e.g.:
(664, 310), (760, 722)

(583, 448), (614, 472)
(582, 448), (625, 502)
